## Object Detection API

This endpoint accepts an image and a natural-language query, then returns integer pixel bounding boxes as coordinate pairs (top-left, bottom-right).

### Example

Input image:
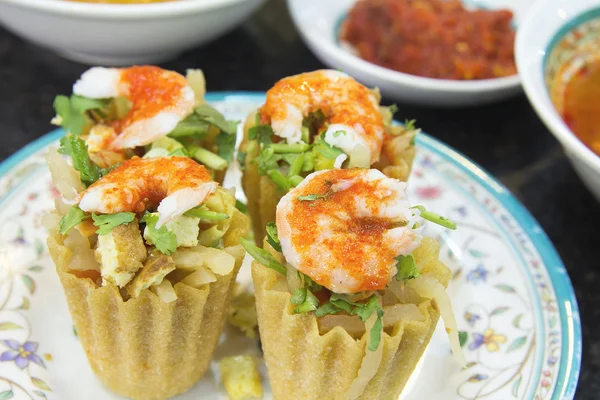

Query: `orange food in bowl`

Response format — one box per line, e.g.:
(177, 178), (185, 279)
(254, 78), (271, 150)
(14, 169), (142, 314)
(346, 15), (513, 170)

(562, 61), (600, 156)
(340, 0), (517, 80)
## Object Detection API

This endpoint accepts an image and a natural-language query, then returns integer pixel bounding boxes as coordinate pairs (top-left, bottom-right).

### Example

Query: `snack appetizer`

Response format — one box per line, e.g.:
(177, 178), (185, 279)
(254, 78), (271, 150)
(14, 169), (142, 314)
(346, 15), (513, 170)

(242, 168), (465, 400)
(45, 154), (249, 399)
(51, 65), (237, 183)
(238, 69), (417, 243)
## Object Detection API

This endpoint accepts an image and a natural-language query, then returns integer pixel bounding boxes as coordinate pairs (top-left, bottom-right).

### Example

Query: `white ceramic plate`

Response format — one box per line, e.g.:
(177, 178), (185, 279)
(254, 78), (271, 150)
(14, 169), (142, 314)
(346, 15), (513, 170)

(0, 0), (265, 66)
(0, 93), (581, 399)
(516, 0), (600, 201)
(287, 0), (531, 107)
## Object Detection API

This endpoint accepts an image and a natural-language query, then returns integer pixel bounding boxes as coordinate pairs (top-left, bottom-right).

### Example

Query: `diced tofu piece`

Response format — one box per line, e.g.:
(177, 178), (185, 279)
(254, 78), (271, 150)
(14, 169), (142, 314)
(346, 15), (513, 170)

(171, 246), (235, 275)
(144, 214), (200, 248)
(181, 267), (216, 288)
(126, 250), (176, 298)
(151, 279), (178, 303)
(220, 355), (263, 400)
(95, 220), (146, 287)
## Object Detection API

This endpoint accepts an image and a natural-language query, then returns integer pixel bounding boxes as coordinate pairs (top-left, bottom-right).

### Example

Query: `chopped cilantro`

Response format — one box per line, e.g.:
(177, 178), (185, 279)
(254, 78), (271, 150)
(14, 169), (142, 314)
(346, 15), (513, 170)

(404, 119), (416, 131)
(58, 205), (89, 235)
(368, 308), (384, 351)
(265, 222), (281, 252)
(53, 95), (106, 135)
(58, 135), (100, 187)
(240, 237), (287, 275)
(142, 213), (177, 255)
(193, 104), (238, 135)
(315, 301), (343, 317)
(291, 288), (320, 314)
(92, 212), (136, 235)
(314, 137), (344, 160)
(216, 130), (236, 163)
(395, 254), (420, 281)
(237, 151), (247, 170)
(300, 273), (323, 292)
(255, 147), (280, 176)
(388, 104), (399, 116)
(248, 124), (274, 147)
(332, 130), (346, 137)
(290, 288), (307, 304)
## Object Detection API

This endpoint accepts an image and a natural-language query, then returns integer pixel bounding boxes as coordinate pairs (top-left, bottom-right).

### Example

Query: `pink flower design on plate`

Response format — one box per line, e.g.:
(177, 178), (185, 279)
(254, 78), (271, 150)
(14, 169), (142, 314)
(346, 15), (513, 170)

(0, 340), (45, 369)
(416, 185), (443, 200)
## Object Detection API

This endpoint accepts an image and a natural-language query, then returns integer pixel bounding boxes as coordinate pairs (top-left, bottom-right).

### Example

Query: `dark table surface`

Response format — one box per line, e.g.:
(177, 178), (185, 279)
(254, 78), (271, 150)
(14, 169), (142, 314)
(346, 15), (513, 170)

(0, 0), (597, 398)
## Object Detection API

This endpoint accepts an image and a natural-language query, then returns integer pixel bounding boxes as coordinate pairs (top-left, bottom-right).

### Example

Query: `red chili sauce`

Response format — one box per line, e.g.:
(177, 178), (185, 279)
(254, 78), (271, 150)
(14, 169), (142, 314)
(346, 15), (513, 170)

(340, 0), (517, 80)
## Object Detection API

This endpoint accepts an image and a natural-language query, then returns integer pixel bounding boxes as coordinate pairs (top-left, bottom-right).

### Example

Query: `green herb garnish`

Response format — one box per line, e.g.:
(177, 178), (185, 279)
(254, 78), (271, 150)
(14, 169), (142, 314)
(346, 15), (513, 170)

(240, 237), (287, 275)
(412, 205), (457, 230)
(265, 222), (281, 252)
(187, 145), (228, 170)
(53, 95), (106, 135)
(404, 119), (416, 131)
(58, 205), (89, 235)
(185, 206), (229, 221)
(58, 135), (100, 187)
(237, 151), (247, 170)
(297, 193), (327, 202)
(368, 308), (384, 351)
(290, 288), (320, 314)
(314, 137), (344, 160)
(193, 104), (238, 135)
(235, 200), (248, 214)
(332, 130), (346, 137)
(92, 212), (136, 235)
(248, 124), (274, 147)
(395, 254), (419, 281)
(216, 130), (236, 163)
(142, 213), (177, 255)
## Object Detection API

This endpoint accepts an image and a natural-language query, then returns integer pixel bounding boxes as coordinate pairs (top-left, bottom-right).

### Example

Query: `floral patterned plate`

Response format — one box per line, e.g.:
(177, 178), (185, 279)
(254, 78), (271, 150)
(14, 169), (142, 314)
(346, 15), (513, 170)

(0, 93), (581, 400)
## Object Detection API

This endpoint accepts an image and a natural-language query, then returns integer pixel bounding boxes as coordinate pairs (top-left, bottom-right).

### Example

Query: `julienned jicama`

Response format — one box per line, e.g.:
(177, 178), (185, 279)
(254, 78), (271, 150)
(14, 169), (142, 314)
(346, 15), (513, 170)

(239, 69), (418, 243)
(51, 65), (238, 183)
(45, 152), (249, 400)
(242, 168), (466, 400)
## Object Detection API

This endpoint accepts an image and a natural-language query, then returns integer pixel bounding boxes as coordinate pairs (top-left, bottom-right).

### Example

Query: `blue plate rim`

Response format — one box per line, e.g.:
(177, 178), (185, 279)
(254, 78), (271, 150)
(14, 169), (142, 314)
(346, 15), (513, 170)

(0, 91), (581, 399)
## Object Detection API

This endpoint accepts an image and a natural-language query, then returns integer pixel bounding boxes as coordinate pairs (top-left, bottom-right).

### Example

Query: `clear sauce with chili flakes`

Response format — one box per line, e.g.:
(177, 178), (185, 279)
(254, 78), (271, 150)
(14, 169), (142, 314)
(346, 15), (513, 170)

(340, 0), (517, 80)
(562, 60), (600, 156)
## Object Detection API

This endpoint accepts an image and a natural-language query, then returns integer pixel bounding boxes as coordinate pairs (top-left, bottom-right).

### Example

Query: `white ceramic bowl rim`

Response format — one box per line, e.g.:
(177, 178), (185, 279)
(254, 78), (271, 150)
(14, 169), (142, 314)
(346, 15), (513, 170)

(330, 7), (521, 93)
(0, 0), (247, 18)
(516, 0), (600, 171)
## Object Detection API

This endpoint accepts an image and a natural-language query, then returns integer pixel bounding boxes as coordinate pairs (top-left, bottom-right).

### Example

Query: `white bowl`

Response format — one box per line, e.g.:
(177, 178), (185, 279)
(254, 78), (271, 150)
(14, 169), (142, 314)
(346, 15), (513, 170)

(287, 0), (532, 107)
(0, 0), (265, 66)
(516, 0), (600, 201)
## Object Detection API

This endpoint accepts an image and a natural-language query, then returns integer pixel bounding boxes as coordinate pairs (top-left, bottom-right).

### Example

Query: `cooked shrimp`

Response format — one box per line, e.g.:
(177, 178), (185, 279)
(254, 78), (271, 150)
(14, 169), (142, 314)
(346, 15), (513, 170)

(78, 157), (217, 227)
(260, 70), (385, 167)
(276, 168), (420, 294)
(73, 65), (195, 150)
